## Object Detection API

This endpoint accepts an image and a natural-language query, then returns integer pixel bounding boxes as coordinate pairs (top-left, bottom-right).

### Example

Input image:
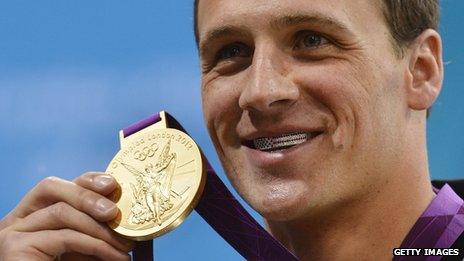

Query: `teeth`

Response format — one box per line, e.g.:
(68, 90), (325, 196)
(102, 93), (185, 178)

(253, 132), (309, 151)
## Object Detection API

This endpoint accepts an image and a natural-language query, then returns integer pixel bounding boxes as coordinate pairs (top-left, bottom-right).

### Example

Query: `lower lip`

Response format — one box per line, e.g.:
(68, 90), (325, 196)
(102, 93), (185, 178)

(243, 133), (325, 168)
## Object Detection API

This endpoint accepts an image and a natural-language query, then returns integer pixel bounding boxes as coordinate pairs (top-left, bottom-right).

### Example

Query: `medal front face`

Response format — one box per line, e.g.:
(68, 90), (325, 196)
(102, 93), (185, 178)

(106, 128), (205, 241)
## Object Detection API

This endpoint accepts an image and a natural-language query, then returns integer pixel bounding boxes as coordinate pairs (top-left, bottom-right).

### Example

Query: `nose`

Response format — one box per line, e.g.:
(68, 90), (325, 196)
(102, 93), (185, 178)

(238, 45), (299, 114)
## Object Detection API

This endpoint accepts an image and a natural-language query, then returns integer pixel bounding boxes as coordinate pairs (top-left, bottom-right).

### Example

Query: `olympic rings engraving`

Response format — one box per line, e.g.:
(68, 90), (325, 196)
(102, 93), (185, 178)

(133, 143), (159, 161)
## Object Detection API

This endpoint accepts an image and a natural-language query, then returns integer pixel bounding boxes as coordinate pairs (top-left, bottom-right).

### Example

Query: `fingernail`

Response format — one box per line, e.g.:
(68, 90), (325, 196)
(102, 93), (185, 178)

(94, 175), (114, 189)
(96, 197), (116, 214)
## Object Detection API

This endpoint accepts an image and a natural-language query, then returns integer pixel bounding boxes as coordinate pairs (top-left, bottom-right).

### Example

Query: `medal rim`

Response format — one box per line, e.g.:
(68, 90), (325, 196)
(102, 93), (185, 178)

(106, 127), (206, 241)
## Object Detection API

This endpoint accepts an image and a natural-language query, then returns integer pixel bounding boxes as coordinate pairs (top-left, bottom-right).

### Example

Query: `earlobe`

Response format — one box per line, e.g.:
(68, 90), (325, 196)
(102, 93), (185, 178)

(406, 29), (443, 111)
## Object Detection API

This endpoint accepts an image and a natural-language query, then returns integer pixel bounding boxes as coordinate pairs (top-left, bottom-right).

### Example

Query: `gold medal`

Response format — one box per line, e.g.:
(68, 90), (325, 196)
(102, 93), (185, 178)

(106, 111), (205, 241)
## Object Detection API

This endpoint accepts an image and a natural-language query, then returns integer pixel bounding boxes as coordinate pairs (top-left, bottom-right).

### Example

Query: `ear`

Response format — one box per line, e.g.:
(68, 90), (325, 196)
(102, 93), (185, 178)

(406, 29), (444, 111)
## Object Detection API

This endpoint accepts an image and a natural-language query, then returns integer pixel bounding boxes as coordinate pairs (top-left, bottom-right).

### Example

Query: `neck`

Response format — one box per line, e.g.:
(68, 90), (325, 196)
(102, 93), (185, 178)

(266, 123), (435, 260)
(267, 177), (434, 260)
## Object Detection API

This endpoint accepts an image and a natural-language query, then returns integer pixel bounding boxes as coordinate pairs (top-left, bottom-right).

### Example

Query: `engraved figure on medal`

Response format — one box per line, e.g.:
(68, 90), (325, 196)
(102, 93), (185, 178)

(107, 127), (204, 240)
(119, 140), (189, 228)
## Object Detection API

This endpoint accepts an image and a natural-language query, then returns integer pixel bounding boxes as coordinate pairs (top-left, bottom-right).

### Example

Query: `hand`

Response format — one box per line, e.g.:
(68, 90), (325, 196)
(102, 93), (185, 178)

(0, 172), (134, 261)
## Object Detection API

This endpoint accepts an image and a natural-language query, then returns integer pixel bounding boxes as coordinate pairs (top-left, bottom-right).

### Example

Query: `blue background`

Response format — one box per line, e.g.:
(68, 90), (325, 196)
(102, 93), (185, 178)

(0, 1), (462, 260)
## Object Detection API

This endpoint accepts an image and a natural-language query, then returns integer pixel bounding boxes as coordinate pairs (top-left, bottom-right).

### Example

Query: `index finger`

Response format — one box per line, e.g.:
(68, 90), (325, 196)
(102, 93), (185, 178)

(12, 176), (118, 222)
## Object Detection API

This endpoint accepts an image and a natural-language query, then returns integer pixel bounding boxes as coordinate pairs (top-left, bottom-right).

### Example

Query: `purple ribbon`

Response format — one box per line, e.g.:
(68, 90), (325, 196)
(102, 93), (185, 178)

(124, 113), (298, 261)
(394, 184), (464, 261)
(123, 114), (161, 138)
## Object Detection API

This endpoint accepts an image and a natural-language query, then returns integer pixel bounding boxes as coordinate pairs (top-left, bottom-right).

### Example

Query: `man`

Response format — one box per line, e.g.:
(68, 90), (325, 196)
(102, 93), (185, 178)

(0, 1), (462, 260)
(196, 0), (464, 259)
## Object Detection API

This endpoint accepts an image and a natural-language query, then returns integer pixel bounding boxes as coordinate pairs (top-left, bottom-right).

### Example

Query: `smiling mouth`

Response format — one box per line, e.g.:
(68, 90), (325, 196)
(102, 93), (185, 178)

(244, 131), (324, 153)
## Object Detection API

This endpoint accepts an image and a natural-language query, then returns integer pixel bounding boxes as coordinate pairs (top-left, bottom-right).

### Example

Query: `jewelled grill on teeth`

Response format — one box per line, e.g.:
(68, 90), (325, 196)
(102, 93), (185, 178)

(253, 133), (308, 151)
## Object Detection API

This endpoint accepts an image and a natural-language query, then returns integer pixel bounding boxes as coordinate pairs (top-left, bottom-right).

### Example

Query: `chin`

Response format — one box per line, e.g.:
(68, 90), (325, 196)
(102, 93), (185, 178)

(249, 181), (312, 222)
(259, 203), (307, 222)
(222, 156), (319, 221)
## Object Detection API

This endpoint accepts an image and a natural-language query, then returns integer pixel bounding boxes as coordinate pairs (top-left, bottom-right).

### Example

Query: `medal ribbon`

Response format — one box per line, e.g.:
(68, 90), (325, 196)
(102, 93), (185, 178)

(394, 184), (464, 261)
(123, 113), (298, 261)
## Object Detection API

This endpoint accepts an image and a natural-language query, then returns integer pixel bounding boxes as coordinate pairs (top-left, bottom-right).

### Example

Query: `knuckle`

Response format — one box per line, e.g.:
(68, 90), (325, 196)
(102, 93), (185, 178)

(60, 229), (76, 252)
(74, 172), (93, 186)
(49, 202), (70, 221)
(75, 172), (107, 188)
(0, 215), (17, 231)
(1, 230), (22, 252)
(38, 176), (62, 191)
(93, 240), (110, 255)
(95, 239), (107, 249)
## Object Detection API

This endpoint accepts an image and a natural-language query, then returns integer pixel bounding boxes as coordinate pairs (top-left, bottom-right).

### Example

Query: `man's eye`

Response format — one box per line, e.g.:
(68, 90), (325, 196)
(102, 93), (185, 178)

(295, 31), (330, 49)
(216, 43), (251, 61)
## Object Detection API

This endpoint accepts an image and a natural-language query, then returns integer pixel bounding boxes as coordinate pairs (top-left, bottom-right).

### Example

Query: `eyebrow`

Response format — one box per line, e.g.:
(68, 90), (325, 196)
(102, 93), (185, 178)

(270, 14), (351, 33)
(199, 26), (249, 55)
(199, 13), (352, 55)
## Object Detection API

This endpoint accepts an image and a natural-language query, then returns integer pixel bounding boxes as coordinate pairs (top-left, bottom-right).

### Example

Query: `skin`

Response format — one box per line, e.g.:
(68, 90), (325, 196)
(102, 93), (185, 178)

(198, 0), (443, 259)
(0, 173), (134, 260)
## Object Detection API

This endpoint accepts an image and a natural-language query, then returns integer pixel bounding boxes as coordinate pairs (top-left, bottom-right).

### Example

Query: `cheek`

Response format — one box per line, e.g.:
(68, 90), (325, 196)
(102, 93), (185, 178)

(201, 77), (243, 150)
(203, 78), (236, 125)
(292, 58), (406, 162)
(292, 62), (373, 148)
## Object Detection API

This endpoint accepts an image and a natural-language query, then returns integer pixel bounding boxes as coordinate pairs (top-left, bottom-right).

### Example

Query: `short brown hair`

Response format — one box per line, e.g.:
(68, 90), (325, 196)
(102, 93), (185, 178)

(193, 0), (440, 116)
(380, 0), (440, 57)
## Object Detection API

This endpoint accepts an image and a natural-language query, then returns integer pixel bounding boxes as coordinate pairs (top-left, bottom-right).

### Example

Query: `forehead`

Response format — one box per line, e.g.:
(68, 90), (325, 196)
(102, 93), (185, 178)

(197, 0), (384, 41)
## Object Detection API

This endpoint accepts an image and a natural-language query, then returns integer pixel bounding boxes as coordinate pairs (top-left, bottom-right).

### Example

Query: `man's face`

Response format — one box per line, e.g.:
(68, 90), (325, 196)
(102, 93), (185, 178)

(198, 0), (409, 221)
